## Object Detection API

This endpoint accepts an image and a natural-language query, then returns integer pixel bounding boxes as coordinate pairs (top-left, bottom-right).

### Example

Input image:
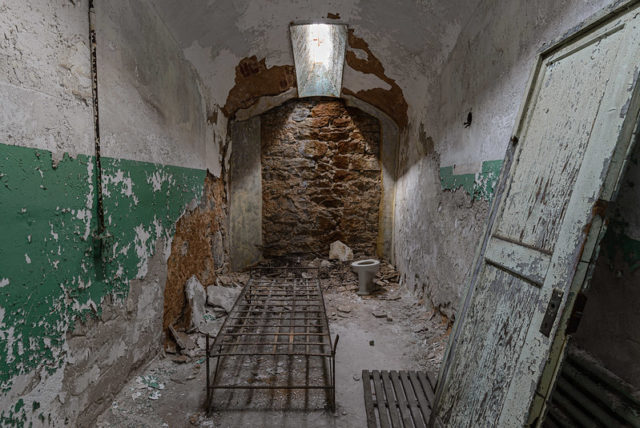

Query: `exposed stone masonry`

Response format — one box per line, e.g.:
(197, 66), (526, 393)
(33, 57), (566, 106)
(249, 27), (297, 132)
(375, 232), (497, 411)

(261, 99), (381, 257)
(163, 174), (228, 337)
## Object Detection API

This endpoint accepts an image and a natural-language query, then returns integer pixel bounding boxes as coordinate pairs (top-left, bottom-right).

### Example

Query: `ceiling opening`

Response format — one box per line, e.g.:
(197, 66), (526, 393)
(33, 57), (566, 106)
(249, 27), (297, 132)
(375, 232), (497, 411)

(290, 23), (347, 98)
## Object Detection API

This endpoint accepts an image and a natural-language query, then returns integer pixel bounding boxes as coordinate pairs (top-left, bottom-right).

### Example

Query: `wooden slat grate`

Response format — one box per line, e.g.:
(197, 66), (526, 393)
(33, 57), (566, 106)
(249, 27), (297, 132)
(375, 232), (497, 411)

(362, 370), (437, 428)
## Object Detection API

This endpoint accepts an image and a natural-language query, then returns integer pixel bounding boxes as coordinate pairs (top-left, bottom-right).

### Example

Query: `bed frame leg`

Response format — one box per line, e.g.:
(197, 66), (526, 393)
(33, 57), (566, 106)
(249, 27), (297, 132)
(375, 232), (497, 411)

(206, 334), (210, 413)
(332, 334), (340, 412)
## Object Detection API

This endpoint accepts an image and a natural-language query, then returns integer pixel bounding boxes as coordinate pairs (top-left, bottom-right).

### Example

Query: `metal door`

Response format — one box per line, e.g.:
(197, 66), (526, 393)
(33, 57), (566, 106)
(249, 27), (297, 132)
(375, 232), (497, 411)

(432, 3), (640, 426)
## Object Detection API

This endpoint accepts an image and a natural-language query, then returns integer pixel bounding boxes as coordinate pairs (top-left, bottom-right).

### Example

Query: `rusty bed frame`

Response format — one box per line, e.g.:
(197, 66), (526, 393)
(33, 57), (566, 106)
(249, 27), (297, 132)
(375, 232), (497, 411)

(205, 266), (339, 412)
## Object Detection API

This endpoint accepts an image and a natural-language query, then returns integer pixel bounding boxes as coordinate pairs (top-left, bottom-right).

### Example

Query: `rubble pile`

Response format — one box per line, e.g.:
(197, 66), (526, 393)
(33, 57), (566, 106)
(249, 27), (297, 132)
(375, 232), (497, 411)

(166, 273), (249, 361)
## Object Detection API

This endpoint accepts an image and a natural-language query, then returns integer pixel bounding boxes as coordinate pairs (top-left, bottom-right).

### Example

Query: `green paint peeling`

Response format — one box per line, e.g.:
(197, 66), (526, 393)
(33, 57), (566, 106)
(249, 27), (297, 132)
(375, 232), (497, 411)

(0, 143), (205, 424)
(439, 159), (503, 201)
(99, 157), (206, 297)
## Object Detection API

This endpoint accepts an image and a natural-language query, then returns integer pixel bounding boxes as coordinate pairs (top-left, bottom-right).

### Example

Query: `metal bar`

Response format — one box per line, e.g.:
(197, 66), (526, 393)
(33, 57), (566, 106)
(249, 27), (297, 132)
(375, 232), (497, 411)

(236, 301), (321, 305)
(289, 278), (296, 353)
(232, 310), (324, 314)
(332, 334), (339, 413)
(237, 298), (320, 302)
(88, 0), (106, 246)
(215, 341), (329, 347)
(210, 384), (334, 390)
(555, 376), (622, 427)
(211, 277), (255, 348)
(228, 316), (323, 321)
(251, 266), (321, 270)
(205, 266), (334, 410)
(206, 334), (210, 412)
(273, 279), (285, 355)
(220, 332), (326, 336)
(305, 281), (310, 356)
(210, 344), (222, 412)
(207, 275), (259, 410)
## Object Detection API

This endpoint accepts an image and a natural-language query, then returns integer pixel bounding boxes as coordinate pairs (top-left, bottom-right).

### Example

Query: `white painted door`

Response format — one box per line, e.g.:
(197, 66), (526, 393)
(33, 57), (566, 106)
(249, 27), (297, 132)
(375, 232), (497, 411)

(432, 4), (640, 427)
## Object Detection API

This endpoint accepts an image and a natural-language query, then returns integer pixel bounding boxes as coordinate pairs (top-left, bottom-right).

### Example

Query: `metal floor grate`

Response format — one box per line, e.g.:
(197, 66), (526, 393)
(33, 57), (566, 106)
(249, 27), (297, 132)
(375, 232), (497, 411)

(362, 370), (437, 428)
(205, 267), (339, 412)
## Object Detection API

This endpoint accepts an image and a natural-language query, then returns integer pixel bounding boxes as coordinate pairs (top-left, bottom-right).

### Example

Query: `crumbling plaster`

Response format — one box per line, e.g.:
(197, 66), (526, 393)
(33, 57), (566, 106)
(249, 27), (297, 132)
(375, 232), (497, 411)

(393, 0), (621, 318)
(152, 0), (629, 319)
(228, 116), (262, 271)
(0, 0), (224, 425)
(96, 0), (211, 172)
(151, 0), (479, 123)
(0, 0), (93, 162)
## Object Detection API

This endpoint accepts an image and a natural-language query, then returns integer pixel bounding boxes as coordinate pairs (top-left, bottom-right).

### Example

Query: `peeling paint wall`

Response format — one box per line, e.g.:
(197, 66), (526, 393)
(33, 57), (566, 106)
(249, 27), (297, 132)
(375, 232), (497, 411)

(0, 0), (221, 425)
(393, 0), (619, 318)
(150, 0), (626, 321)
(151, 0), (478, 126)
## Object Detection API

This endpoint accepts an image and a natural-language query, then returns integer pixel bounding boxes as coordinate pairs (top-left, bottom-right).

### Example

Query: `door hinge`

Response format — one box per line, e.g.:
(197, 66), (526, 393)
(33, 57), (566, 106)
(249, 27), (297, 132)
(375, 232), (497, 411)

(540, 289), (563, 337)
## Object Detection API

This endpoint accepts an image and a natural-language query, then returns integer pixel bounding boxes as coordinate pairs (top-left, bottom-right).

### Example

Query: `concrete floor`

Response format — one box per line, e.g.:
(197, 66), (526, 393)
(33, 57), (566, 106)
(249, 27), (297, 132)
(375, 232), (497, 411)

(96, 274), (449, 427)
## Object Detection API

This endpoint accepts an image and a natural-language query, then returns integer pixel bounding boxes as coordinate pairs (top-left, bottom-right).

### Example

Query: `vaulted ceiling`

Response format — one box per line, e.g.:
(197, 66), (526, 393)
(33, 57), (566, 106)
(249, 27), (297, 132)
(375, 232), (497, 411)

(151, 0), (482, 126)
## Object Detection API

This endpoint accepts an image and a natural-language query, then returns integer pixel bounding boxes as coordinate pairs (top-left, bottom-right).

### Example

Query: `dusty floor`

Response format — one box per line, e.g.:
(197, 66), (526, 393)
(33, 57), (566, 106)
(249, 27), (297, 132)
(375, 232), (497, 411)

(96, 260), (449, 427)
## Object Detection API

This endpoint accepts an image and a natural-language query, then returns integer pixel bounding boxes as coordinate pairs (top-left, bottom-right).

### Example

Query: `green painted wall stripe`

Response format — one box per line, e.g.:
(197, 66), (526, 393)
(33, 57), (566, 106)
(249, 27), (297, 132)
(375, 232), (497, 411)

(0, 143), (205, 423)
(439, 159), (503, 201)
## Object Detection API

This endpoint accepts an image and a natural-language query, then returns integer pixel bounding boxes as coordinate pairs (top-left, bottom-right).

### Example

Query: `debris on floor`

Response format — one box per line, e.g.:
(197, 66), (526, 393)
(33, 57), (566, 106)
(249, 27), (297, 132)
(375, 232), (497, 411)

(329, 240), (354, 261)
(185, 275), (207, 329)
(206, 283), (241, 313)
(97, 258), (450, 427)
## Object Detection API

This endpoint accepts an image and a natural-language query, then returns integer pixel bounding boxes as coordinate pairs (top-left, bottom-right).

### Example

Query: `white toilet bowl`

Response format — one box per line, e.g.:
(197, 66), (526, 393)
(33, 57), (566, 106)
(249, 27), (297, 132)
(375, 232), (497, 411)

(351, 259), (380, 295)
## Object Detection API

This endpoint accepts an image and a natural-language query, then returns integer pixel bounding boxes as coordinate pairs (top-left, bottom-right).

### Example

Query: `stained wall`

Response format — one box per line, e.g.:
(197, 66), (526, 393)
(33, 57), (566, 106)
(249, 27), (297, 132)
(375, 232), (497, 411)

(0, 0), (223, 425)
(393, 0), (621, 319)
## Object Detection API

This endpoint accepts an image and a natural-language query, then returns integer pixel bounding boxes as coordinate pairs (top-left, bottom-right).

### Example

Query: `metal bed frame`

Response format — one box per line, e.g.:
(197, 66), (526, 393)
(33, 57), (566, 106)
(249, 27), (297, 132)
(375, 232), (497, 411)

(205, 266), (339, 412)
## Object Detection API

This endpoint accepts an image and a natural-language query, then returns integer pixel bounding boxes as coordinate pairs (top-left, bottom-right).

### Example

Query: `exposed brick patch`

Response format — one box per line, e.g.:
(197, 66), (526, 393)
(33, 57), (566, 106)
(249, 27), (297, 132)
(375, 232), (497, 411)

(163, 174), (227, 336)
(261, 99), (381, 257)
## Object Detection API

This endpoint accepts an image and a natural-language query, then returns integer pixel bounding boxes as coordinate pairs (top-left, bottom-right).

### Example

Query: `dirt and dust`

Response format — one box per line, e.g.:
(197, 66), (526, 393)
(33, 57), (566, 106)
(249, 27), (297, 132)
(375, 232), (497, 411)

(97, 257), (449, 427)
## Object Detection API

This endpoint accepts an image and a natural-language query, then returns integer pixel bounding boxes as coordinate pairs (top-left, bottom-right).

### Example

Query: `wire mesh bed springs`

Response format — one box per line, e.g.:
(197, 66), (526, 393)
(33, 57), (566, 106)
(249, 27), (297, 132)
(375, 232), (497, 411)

(205, 266), (339, 412)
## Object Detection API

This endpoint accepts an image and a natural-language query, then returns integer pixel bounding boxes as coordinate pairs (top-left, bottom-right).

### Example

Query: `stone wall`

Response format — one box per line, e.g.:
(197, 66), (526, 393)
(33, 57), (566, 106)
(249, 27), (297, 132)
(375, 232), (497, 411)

(261, 99), (381, 258)
(163, 174), (228, 336)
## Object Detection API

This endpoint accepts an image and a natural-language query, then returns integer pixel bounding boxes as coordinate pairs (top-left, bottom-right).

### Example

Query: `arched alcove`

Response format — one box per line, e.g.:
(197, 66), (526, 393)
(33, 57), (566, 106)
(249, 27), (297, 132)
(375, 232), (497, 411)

(228, 95), (399, 269)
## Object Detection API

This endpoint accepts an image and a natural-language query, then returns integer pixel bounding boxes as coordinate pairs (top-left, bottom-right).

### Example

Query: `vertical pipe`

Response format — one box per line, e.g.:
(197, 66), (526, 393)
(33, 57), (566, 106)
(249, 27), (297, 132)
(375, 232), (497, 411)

(88, 0), (106, 258)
